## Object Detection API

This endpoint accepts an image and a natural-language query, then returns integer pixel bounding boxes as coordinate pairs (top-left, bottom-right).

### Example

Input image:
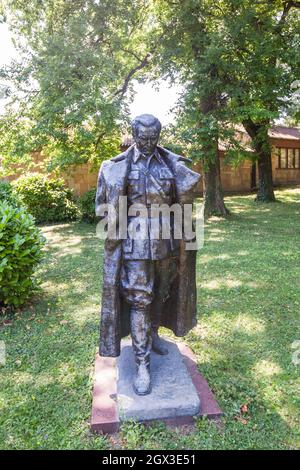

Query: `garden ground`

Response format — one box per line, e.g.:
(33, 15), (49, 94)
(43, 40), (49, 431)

(0, 187), (300, 449)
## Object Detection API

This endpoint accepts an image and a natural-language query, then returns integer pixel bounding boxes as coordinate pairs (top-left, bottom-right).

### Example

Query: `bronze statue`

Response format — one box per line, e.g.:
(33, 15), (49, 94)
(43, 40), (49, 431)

(96, 114), (200, 395)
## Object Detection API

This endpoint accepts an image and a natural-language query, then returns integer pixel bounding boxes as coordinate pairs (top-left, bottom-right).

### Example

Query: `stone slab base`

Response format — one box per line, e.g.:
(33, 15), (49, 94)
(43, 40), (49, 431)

(90, 338), (223, 434)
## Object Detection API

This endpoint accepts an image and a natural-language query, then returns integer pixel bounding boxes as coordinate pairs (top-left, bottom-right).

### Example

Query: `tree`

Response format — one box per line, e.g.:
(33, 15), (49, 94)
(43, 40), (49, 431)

(221, 0), (300, 202)
(2, 0), (299, 210)
(151, 0), (231, 217)
(152, 0), (300, 213)
(0, 0), (154, 175)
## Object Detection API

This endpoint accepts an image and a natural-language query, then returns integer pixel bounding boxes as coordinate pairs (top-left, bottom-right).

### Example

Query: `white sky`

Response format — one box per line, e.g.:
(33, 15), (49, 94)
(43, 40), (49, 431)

(0, 23), (180, 124)
(129, 81), (181, 125)
(0, 23), (18, 65)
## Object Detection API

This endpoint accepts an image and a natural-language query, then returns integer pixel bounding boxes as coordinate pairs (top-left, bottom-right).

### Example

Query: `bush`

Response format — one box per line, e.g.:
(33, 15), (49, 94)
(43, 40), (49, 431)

(0, 181), (12, 201)
(79, 187), (98, 223)
(0, 180), (22, 207)
(12, 174), (79, 224)
(0, 202), (45, 308)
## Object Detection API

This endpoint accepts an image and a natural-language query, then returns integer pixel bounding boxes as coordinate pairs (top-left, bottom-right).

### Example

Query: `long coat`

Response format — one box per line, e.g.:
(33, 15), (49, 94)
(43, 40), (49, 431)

(96, 144), (201, 357)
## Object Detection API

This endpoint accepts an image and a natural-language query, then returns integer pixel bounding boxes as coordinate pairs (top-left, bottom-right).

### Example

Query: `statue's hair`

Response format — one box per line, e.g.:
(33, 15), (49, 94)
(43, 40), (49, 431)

(131, 114), (162, 137)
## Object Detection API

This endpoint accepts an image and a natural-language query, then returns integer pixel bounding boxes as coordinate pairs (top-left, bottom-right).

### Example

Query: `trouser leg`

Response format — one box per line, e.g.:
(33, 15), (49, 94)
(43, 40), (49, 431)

(120, 260), (154, 394)
(130, 305), (151, 366)
(120, 259), (154, 359)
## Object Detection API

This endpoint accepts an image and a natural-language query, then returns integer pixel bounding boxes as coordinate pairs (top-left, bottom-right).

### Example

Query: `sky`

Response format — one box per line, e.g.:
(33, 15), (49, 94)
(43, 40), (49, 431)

(0, 23), (181, 125)
(0, 24), (18, 65)
(129, 81), (181, 125)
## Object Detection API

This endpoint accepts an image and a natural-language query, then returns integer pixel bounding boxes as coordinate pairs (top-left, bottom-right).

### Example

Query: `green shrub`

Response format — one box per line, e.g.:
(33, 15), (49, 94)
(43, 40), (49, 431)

(79, 187), (98, 223)
(0, 180), (22, 207)
(0, 202), (45, 308)
(12, 174), (79, 224)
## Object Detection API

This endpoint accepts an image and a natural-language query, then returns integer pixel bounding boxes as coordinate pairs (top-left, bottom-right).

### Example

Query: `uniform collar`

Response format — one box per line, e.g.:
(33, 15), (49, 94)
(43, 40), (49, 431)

(133, 145), (163, 164)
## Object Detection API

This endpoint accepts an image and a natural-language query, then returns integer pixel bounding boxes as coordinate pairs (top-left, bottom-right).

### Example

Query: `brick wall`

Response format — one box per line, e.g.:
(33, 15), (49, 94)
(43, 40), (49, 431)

(61, 163), (99, 196)
(2, 136), (300, 196)
(1, 154), (100, 197)
(193, 152), (253, 194)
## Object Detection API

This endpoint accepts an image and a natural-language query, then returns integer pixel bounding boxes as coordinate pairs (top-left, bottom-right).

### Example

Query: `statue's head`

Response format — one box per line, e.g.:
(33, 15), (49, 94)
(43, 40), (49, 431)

(131, 114), (162, 157)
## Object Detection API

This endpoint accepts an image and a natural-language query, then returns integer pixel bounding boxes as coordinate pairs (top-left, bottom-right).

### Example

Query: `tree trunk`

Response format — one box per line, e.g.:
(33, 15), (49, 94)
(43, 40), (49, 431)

(200, 95), (229, 218)
(243, 119), (276, 202)
(256, 150), (276, 202)
(203, 151), (230, 217)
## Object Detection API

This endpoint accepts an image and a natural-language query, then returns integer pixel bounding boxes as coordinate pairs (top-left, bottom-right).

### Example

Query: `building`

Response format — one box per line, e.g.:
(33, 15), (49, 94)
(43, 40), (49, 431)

(122, 125), (300, 195)
(216, 125), (300, 194)
(1, 125), (300, 196)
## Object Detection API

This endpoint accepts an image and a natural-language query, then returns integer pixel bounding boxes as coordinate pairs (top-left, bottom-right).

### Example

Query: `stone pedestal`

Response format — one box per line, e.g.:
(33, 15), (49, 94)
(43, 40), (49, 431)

(91, 338), (222, 434)
(117, 339), (200, 421)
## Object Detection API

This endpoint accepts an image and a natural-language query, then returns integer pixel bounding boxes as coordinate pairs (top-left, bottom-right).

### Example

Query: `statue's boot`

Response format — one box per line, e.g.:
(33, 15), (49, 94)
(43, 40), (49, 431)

(151, 326), (169, 355)
(130, 306), (152, 395)
(133, 362), (151, 396)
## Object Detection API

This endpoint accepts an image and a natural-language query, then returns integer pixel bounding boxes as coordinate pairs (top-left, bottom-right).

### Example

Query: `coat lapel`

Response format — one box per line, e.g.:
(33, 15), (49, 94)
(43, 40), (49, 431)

(103, 154), (131, 206)
(158, 146), (201, 203)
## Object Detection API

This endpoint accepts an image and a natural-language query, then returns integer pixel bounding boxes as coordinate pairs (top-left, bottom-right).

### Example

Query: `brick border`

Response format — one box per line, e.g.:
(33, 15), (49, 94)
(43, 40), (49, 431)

(177, 342), (223, 420)
(90, 356), (119, 434)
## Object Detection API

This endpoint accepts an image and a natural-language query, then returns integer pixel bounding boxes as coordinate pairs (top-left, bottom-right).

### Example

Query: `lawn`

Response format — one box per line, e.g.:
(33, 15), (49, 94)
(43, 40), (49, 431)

(0, 187), (300, 450)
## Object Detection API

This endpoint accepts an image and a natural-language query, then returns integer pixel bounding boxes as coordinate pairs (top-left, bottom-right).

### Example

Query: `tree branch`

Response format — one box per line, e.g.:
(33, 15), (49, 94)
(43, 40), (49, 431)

(113, 51), (153, 98)
(94, 130), (106, 150)
(276, 1), (300, 33)
(92, 36), (145, 62)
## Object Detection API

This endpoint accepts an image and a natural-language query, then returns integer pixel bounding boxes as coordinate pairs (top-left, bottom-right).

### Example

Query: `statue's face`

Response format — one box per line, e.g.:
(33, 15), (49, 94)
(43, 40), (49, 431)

(134, 125), (160, 157)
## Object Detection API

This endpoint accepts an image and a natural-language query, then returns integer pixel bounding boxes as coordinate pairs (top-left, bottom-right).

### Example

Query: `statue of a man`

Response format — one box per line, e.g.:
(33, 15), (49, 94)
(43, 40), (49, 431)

(96, 114), (201, 395)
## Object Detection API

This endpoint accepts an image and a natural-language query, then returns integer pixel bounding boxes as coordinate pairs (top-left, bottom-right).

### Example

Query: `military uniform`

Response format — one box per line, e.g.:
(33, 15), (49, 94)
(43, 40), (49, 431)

(96, 143), (200, 383)
(120, 146), (179, 368)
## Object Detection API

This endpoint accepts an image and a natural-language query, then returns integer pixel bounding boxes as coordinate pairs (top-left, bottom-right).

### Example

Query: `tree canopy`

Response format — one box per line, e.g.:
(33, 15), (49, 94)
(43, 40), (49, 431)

(1, 0), (299, 209)
(0, 0), (155, 175)
(151, 0), (300, 205)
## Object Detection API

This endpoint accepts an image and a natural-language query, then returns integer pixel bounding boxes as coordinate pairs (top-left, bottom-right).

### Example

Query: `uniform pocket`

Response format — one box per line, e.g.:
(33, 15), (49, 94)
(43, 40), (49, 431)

(158, 168), (174, 195)
(127, 170), (140, 196)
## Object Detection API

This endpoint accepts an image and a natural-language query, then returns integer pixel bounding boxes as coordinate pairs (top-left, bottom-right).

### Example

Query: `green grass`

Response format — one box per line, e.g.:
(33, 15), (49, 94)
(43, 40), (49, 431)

(0, 187), (300, 450)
